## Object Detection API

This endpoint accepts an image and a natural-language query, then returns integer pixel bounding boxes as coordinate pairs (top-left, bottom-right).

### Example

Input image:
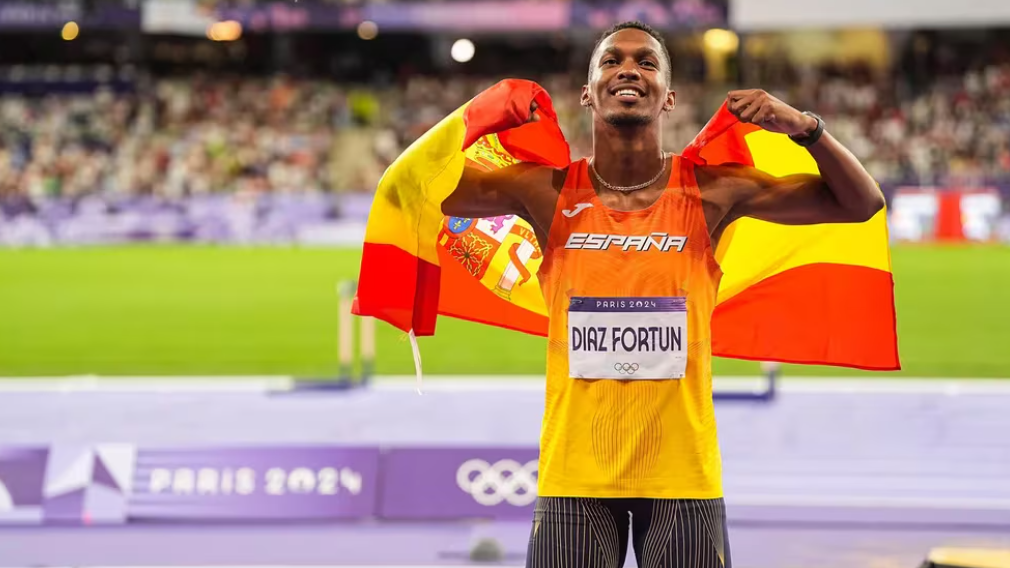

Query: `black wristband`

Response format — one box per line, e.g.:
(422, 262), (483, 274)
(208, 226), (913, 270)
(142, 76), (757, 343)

(789, 111), (824, 147)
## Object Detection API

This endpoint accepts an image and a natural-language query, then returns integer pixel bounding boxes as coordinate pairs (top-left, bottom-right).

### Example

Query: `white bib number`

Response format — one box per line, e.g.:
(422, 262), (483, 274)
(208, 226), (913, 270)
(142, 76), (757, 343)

(568, 296), (687, 380)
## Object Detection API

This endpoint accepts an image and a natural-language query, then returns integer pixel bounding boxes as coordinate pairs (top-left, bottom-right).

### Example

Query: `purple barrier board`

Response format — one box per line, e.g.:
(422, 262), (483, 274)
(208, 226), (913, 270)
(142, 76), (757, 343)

(128, 447), (380, 521)
(379, 447), (539, 520)
(0, 447), (48, 524)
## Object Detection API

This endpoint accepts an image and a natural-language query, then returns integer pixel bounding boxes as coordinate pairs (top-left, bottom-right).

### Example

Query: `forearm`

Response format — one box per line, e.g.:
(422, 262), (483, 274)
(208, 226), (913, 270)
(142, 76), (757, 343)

(806, 129), (885, 221)
(723, 90), (887, 225)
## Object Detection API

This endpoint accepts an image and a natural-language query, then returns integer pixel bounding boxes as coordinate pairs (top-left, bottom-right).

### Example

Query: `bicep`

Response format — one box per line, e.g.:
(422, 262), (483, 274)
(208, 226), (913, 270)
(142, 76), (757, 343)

(721, 167), (856, 226)
(441, 162), (542, 218)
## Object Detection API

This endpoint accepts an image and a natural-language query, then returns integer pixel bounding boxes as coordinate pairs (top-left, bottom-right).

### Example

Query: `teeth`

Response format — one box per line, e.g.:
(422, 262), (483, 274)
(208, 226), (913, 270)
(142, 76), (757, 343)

(616, 90), (639, 97)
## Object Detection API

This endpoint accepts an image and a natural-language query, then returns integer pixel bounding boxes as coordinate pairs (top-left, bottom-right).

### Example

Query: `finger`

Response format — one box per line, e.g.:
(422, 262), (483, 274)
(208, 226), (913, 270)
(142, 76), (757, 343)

(751, 104), (776, 125)
(739, 94), (771, 121)
(728, 91), (759, 112)
(739, 100), (766, 123)
(727, 89), (755, 102)
(727, 92), (759, 116)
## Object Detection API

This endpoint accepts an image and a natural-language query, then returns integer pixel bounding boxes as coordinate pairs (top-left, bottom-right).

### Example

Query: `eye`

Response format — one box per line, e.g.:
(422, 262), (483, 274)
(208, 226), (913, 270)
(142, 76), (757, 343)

(640, 60), (657, 68)
(603, 58), (617, 66)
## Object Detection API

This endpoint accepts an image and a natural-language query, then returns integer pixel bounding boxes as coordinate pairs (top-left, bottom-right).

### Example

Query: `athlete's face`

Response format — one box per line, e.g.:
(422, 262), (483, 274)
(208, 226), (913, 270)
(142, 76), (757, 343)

(582, 29), (676, 127)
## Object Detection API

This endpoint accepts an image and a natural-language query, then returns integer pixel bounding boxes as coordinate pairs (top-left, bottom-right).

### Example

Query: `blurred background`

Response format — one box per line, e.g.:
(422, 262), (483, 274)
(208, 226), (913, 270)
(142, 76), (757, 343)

(0, 1), (1008, 567)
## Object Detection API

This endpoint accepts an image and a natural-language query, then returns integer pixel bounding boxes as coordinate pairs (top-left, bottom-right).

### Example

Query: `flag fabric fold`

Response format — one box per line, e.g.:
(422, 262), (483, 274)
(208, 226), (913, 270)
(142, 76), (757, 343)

(354, 80), (900, 371)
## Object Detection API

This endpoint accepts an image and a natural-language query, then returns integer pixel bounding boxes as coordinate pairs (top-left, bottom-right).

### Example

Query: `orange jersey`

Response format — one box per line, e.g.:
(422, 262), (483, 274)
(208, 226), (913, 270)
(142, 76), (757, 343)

(536, 156), (724, 499)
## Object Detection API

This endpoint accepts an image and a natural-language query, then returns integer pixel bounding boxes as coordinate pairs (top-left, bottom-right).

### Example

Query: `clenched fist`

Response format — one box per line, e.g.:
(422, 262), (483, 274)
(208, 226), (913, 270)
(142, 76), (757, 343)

(727, 89), (817, 137)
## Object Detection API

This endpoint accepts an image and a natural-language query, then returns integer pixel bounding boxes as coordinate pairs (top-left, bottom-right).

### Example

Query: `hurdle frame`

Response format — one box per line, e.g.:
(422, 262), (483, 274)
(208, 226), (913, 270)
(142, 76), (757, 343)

(713, 362), (778, 402)
(337, 279), (375, 384)
(289, 279), (375, 392)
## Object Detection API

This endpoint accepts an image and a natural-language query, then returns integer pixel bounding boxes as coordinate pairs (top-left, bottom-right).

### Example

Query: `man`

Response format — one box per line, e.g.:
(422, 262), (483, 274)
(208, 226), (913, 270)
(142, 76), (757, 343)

(442, 21), (883, 568)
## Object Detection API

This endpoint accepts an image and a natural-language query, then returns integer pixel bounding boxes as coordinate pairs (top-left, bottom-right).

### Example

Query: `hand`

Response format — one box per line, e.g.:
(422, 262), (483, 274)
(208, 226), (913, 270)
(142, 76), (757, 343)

(527, 100), (541, 123)
(727, 89), (817, 136)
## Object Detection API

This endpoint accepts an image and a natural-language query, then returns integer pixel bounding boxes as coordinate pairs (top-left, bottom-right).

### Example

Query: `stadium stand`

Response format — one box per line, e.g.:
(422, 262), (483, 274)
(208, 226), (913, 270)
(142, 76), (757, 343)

(2, 57), (1010, 204)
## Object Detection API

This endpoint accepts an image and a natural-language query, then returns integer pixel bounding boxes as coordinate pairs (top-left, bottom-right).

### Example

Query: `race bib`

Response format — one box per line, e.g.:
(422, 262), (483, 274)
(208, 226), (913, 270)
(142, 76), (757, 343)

(568, 297), (687, 380)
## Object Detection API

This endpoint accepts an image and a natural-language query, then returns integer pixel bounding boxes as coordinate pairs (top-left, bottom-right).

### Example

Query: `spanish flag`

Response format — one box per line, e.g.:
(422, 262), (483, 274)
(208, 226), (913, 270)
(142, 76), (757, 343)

(354, 79), (899, 371)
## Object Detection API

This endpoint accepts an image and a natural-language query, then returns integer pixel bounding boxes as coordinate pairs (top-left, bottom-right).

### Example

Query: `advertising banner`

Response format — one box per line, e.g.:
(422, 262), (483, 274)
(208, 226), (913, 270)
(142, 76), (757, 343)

(731, 0), (1010, 31)
(959, 190), (1003, 242)
(0, 447), (48, 524)
(2, 445), (135, 525)
(889, 188), (1005, 243)
(379, 447), (539, 520)
(145, 0), (725, 34)
(129, 446), (381, 521)
(1, 445), (382, 523)
(0, 444), (546, 524)
(0, 1), (138, 29)
(889, 189), (939, 242)
(571, 0), (726, 30)
(354, 1), (568, 32)
(0, 193), (361, 248)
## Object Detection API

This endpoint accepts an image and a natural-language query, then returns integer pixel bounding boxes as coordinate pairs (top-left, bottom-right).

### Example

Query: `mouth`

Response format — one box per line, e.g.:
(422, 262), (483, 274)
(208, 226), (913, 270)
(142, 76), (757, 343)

(610, 85), (646, 103)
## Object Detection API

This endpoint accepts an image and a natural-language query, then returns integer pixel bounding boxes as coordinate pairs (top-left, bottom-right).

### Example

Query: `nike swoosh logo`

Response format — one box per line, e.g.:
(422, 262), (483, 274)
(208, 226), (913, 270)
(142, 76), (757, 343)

(562, 203), (593, 218)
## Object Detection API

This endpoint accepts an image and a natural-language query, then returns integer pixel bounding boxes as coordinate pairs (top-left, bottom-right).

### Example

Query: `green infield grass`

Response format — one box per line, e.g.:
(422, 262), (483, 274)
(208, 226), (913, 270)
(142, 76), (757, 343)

(0, 245), (1007, 378)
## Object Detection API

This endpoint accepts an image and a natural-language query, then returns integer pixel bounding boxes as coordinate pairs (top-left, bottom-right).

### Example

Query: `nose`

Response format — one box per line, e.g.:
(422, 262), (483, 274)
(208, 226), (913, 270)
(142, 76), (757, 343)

(617, 62), (641, 81)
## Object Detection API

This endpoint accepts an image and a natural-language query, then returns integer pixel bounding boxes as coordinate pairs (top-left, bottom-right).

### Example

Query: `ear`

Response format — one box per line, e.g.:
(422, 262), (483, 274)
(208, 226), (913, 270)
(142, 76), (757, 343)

(664, 89), (676, 113)
(581, 84), (592, 107)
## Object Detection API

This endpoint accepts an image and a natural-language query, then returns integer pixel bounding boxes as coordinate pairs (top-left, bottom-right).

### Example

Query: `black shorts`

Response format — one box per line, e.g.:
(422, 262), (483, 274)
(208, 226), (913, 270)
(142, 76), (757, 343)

(525, 497), (731, 568)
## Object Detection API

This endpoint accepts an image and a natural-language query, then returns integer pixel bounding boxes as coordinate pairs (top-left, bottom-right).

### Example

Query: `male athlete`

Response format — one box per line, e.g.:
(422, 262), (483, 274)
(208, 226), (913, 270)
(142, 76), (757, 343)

(443, 21), (884, 568)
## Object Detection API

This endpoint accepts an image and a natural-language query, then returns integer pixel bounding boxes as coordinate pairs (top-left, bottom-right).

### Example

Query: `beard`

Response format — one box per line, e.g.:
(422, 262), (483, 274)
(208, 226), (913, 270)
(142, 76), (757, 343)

(603, 109), (654, 127)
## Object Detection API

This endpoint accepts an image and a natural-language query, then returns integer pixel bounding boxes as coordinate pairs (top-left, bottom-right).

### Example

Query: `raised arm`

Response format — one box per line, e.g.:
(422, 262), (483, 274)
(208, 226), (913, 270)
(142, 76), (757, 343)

(701, 90), (885, 227)
(441, 98), (557, 219)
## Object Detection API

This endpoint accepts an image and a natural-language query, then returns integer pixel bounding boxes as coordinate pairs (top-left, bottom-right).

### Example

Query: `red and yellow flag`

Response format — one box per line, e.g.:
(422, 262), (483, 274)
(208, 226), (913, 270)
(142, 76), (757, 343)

(354, 80), (899, 370)
(686, 104), (899, 370)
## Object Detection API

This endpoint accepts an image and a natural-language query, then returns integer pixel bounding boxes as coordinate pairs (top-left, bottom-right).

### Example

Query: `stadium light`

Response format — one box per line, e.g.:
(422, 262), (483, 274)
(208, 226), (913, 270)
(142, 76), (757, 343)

(357, 21), (378, 40)
(703, 28), (739, 54)
(206, 20), (243, 42)
(61, 21), (79, 41)
(451, 39), (475, 63)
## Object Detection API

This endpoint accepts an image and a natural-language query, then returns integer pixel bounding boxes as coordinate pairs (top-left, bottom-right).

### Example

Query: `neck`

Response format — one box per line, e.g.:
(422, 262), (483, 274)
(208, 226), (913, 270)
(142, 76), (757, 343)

(590, 120), (665, 188)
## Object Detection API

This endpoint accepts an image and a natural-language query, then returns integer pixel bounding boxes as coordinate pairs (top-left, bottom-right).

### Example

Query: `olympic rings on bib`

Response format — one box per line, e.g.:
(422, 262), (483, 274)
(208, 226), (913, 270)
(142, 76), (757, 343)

(456, 458), (538, 506)
(614, 363), (640, 375)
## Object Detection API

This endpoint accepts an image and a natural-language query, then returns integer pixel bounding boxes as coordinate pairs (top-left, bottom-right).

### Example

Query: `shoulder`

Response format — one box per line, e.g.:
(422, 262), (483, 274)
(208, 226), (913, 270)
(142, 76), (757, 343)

(552, 165), (572, 192)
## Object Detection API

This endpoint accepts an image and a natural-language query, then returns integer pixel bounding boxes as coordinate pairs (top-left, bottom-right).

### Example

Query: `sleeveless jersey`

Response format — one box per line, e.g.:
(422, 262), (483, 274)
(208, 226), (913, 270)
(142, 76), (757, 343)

(536, 156), (724, 499)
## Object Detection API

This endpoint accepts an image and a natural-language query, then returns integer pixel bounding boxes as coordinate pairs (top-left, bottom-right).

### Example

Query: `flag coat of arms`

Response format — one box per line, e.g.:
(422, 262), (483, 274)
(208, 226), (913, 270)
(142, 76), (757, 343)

(354, 79), (899, 371)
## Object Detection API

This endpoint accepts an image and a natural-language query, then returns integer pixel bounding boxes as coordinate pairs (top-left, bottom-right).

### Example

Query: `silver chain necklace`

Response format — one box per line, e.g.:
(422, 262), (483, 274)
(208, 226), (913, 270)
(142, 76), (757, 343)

(589, 153), (670, 193)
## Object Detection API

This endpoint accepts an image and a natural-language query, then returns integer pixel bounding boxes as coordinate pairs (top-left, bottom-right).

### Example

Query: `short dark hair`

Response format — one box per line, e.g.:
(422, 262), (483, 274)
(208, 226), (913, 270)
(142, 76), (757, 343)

(588, 21), (673, 87)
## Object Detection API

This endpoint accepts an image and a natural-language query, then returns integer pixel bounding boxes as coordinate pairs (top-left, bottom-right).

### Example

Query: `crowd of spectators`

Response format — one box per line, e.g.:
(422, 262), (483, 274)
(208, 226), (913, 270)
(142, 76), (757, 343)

(782, 63), (1010, 187)
(1, 59), (1009, 209)
(0, 75), (340, 204)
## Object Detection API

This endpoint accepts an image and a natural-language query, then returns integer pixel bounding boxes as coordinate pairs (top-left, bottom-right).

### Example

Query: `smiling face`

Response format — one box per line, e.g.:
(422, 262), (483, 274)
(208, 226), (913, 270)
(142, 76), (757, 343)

(582, 28), (676, 127)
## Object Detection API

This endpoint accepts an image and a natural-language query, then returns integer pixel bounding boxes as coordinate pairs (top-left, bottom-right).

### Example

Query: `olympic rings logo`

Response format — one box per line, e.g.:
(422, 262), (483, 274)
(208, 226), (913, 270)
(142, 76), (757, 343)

(456, 459), (538, 507)
(615, 363), (640, 375)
